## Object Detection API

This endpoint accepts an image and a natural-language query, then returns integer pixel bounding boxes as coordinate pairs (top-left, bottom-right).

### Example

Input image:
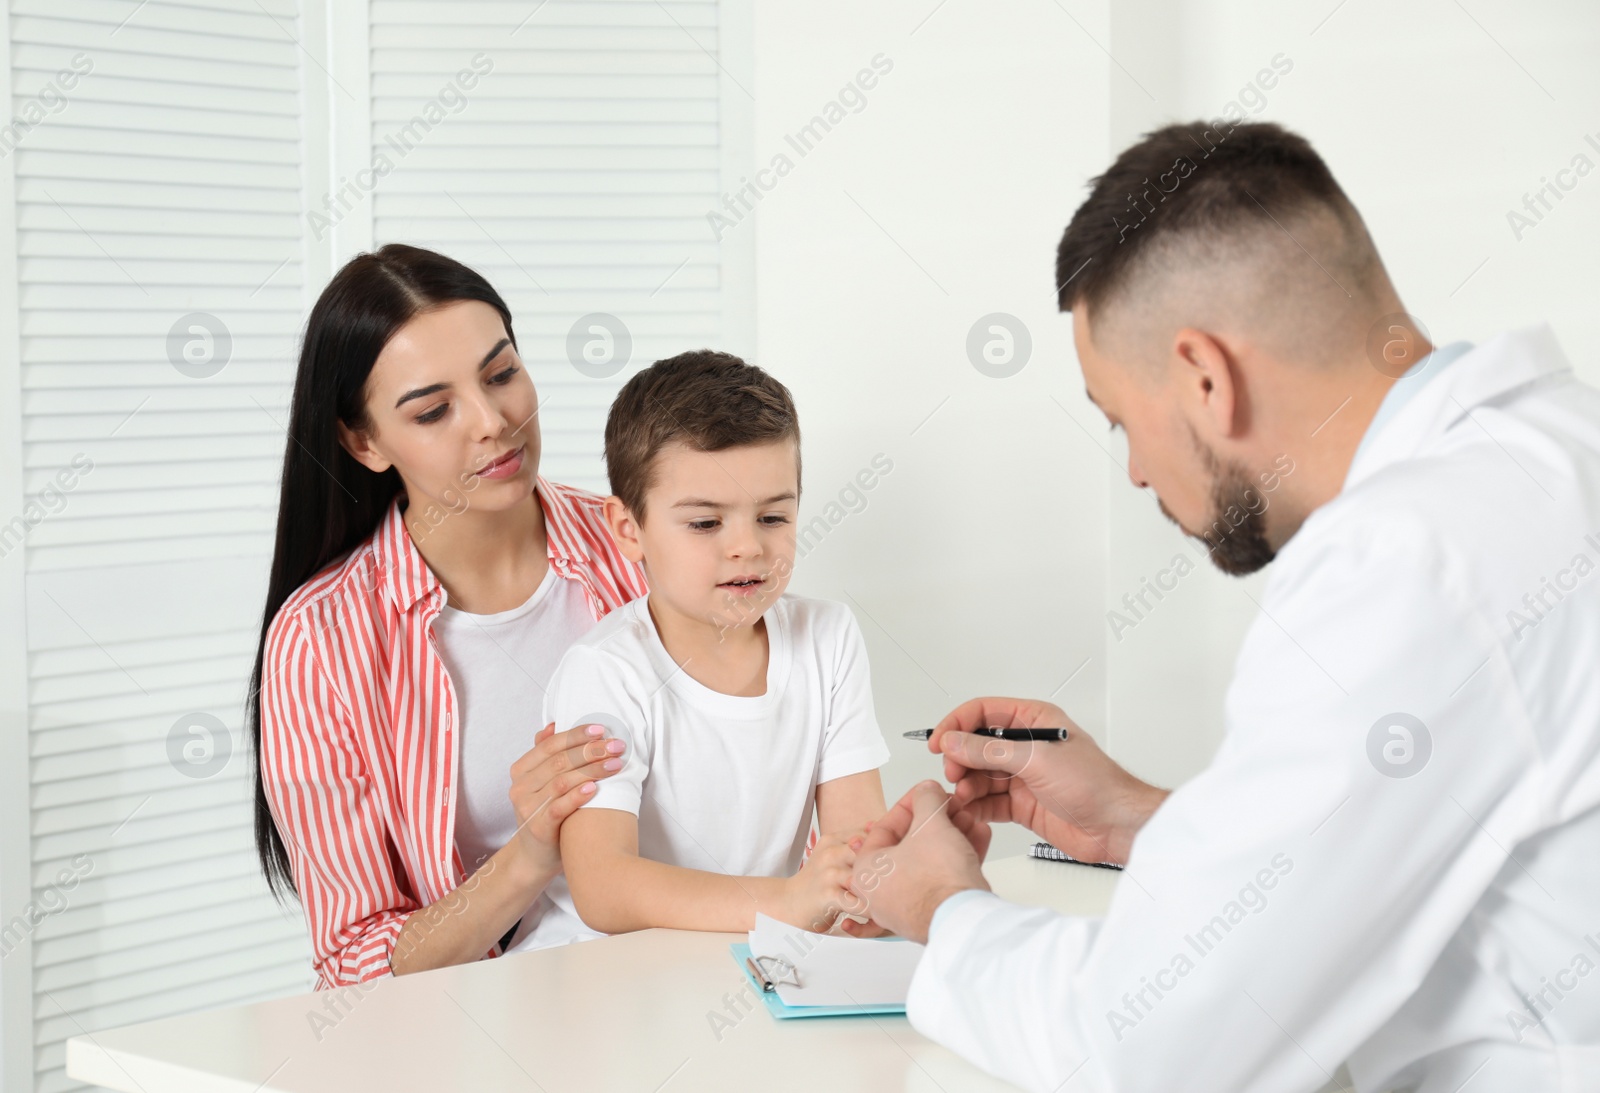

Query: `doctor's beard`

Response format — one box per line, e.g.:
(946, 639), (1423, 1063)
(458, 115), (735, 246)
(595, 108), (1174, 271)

(1158, 425), (1278, 577)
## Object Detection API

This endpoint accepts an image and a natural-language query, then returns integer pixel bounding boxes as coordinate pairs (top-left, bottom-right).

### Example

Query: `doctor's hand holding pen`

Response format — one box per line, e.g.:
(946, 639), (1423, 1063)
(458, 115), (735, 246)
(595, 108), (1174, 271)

(930, 697), (1170, 868)
(839, 699), (1171, 943)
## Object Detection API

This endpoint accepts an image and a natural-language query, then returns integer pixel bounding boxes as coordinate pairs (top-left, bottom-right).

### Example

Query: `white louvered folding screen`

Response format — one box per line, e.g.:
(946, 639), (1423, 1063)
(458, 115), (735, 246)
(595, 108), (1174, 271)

(12, 1), (314, 1089)
(1, 1), (749, 1089)
(369, 0), (738, 493)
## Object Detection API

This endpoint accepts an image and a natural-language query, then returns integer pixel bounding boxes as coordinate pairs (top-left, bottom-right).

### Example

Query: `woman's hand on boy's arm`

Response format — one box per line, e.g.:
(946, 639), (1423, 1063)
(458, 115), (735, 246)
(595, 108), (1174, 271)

(508, 722), (624, 882)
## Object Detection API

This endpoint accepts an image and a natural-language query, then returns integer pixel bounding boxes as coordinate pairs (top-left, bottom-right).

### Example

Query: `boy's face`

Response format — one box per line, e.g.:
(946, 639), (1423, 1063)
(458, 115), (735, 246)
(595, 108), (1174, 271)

(610, 439), (800, 635)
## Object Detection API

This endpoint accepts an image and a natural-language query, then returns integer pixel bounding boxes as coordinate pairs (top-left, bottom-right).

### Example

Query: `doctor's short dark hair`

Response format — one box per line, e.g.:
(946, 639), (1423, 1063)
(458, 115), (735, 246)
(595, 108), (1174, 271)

(1054, 119), (1377, 318)
(604, 349), (801, 519)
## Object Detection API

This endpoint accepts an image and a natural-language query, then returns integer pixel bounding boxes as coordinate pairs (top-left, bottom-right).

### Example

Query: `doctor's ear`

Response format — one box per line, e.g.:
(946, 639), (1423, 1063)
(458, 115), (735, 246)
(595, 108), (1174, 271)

(603, 495), (646, 563)
(336, 420), (393, 474)
(1169, 327), (1243, 440)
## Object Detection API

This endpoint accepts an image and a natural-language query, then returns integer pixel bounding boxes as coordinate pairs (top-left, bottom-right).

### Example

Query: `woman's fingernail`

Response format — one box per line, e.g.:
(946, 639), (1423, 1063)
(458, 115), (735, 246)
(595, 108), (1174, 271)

(603, 758), (623, 771)
(606, 739), (625, 754)
(586, 724), (604, 736)
(581, 781), (597, 794)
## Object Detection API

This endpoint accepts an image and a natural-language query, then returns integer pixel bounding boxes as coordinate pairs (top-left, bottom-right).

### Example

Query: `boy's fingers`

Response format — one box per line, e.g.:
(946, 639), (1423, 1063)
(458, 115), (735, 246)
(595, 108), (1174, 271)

(811, 833), (844, 854)
(817, 844), (858, 870)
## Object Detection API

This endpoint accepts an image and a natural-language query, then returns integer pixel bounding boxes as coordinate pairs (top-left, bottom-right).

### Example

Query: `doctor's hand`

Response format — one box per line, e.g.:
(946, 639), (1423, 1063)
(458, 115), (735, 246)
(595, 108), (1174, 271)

(931, 697), (1169, 867)
(841, 781), (990, 945)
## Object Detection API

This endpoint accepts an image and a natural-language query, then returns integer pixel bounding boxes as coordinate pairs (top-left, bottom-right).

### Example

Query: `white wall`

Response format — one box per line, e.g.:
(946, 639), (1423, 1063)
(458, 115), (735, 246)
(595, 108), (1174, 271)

(749, 1), (1114, 857)
(749, 0), (1600, 807)
(1104, 0), (1600, 790)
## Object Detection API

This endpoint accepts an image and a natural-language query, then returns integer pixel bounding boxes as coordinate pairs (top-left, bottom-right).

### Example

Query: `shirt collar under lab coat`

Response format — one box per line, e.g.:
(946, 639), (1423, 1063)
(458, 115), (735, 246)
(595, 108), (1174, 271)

(1348, 339), (1475, 470)
(1342, 324), (1574, 491)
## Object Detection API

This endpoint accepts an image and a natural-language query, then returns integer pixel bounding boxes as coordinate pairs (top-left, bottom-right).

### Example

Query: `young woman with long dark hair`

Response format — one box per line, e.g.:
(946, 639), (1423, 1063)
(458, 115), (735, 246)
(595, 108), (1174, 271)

(249, 244), (646, 988)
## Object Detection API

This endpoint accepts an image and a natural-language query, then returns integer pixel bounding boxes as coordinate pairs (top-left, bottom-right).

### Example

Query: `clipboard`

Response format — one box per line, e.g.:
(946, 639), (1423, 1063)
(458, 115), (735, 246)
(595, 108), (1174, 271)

(729, 944), (907, 1019)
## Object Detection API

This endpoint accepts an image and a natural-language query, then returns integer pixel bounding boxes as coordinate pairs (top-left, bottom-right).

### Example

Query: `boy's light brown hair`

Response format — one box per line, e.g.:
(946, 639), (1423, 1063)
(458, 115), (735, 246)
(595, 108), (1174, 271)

(603, 349), (801, 519)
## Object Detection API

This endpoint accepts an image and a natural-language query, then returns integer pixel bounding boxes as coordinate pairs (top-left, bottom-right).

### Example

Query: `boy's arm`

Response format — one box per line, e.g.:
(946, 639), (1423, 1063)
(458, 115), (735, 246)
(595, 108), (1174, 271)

(546, 646), (808, 933)
(815, 769), (886, 838)
(560, 808), (795, 933)
(813, 606), (891, 840)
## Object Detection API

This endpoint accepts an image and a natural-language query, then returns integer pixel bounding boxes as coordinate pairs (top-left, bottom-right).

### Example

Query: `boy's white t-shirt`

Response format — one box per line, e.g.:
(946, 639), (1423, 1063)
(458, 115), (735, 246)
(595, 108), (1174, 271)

(514, 592), (891, 951)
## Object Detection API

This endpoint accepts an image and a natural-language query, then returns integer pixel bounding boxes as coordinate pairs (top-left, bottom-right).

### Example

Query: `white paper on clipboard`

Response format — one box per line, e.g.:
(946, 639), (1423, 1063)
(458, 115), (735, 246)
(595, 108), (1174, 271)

(748, 912), (926, 1007)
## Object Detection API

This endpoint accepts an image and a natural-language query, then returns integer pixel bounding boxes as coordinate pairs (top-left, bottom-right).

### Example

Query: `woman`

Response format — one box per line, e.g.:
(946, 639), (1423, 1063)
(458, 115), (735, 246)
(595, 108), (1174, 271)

(248, 244), (647, 988)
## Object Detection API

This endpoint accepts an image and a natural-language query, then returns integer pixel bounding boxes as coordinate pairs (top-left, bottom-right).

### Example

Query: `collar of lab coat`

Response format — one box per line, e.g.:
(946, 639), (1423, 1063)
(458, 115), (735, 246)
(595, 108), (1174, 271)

(1342, 323), (1573, 491)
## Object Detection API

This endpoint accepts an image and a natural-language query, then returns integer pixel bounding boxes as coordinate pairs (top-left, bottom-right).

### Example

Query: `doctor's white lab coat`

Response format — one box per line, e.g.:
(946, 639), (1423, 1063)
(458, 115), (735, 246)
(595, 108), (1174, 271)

(908, 326), (1600, 1093)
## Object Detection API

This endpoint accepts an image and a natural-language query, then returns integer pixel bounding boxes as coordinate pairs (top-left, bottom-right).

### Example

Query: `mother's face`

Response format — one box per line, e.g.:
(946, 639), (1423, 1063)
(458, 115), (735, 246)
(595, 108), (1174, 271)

(337, 299), (541, 521)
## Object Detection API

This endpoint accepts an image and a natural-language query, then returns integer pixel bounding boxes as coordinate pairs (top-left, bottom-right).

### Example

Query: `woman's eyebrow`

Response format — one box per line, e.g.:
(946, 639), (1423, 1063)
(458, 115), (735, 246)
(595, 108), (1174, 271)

(395, 383), (446, 409)
(477, 337), (511, 370)
(393, 338), (513, 408)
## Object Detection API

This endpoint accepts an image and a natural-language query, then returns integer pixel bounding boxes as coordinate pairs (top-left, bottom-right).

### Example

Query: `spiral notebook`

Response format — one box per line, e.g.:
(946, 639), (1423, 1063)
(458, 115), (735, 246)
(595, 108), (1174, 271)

(1029, 841), (1125, 870)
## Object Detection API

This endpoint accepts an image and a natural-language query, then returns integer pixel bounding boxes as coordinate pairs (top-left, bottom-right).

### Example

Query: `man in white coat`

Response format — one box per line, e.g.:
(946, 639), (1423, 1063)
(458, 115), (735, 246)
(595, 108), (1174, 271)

(847, 120), (1600, 1092)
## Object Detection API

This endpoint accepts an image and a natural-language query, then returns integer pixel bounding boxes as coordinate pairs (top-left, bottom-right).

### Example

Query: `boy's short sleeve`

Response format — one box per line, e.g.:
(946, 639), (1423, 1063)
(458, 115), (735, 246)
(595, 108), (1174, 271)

(817, 607), (892, 784)
(542, 644), (652, 816)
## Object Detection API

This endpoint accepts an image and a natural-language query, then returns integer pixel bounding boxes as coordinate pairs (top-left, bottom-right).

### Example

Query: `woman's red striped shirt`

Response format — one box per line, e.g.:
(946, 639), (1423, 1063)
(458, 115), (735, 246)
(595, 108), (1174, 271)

(259, 477), (648, 989)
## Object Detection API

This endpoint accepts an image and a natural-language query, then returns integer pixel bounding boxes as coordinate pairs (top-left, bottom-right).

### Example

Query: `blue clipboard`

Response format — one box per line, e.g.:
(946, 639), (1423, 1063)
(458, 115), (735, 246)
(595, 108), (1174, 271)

(730, 943), (907, 1019)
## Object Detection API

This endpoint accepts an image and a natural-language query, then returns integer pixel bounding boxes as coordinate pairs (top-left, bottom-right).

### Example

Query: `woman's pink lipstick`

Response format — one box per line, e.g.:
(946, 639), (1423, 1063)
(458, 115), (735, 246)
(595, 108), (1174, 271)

(475, 446), (524, 480)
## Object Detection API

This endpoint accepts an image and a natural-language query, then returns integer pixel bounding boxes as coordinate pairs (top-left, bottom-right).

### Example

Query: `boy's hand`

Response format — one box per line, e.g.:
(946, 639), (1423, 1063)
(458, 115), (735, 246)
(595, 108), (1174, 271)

(775, 832), (867, 933)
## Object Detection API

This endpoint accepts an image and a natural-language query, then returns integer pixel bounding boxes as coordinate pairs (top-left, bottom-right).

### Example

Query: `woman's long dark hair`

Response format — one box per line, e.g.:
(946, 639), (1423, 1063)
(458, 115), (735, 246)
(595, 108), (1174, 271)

(250, 244), (516, 900)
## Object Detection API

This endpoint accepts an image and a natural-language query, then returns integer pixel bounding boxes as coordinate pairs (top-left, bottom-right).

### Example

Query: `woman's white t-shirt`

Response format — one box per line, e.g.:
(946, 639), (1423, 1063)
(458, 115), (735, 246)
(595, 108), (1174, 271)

(518, 592), (892, 950)
(431, 566), (599, 948)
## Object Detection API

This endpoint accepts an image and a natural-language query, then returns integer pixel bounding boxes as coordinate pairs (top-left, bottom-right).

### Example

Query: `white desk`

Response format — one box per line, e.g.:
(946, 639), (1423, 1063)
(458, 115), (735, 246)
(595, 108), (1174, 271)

(67, 858), (1355, 1092)
(65, 856), (1115, 1092)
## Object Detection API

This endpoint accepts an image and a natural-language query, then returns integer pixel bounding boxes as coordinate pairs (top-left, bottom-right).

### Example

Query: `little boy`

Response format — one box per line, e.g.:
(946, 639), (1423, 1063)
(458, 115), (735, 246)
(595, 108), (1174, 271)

(525, 349), (890, 945)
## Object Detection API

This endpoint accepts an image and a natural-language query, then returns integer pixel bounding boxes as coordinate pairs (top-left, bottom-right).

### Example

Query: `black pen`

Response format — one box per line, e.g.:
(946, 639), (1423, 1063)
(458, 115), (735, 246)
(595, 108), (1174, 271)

(902, 727), (1069, 741)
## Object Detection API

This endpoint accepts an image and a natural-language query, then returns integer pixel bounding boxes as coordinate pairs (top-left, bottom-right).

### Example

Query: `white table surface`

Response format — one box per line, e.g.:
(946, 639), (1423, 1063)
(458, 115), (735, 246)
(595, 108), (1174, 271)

(67, 857), (1357, 1092)
(65, 856), (1119, 1093)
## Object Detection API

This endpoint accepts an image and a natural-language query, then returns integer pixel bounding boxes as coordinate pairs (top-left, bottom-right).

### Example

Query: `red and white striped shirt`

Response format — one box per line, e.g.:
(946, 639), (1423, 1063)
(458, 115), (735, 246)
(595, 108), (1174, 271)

(259, 477), (648, 989)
